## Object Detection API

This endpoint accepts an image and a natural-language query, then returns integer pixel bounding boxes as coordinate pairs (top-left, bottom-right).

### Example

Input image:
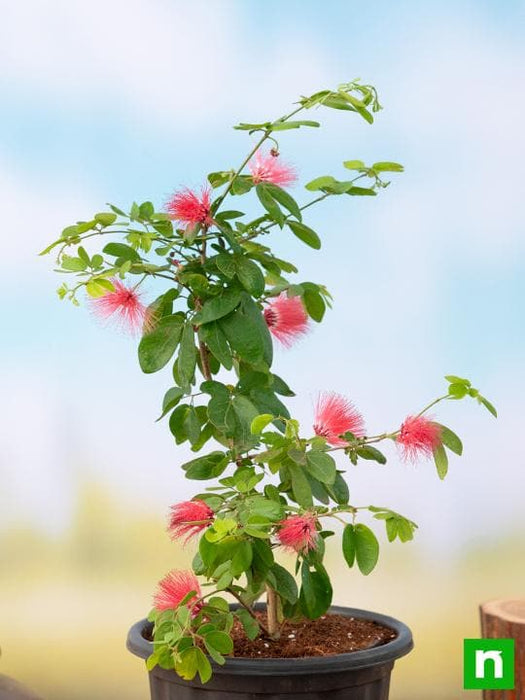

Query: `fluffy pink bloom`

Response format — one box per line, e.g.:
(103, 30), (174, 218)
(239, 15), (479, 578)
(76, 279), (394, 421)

(249, 150), (297, 187)
(165, 187), (214, 228)
(167, 499), (214, 543)
(313, 392), (366, 446)
(153, 570), (202, 613)
(264, 294), (309, 347)
(397, 416), (442, 461)
(278, 514), (318, 553)
(91, 279), (149, 334)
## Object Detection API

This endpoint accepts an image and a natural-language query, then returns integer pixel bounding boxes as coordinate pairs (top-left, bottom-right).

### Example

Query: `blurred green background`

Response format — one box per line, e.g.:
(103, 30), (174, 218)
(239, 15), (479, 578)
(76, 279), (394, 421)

(2, 0), (524, 698)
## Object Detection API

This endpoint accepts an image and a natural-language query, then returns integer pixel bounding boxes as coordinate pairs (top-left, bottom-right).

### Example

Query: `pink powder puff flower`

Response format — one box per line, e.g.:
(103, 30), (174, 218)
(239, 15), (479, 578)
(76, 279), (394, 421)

(153, 570), (202, 613)
(167, 499), (214, 543)
(249, 150), (297, 187)
(313, 392), (366, 446)
(277, 514), (318, 553)
(90, 278), (149, 334)
(263, 294), (309, 348)
(165, 187), (214, 228)
(397, 415), (442, 462)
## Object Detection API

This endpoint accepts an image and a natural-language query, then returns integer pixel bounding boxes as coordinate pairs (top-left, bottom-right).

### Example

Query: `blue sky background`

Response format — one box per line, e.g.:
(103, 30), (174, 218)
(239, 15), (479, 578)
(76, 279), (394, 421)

(1, 0), (524, 554)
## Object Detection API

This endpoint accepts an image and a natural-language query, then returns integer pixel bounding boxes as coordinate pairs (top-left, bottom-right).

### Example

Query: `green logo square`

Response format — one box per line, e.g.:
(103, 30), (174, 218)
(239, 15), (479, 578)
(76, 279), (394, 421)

(463, 639), (515, 690)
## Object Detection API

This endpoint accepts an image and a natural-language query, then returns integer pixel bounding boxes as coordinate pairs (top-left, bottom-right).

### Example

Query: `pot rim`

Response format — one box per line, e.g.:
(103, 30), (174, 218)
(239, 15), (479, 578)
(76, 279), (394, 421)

(127, 604), (414, 675)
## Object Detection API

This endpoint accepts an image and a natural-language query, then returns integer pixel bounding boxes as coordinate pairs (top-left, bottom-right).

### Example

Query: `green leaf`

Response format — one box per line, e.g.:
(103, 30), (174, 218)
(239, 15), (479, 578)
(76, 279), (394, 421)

(199, 321), (233, 371)
(184, 406), (202, 446)
(263, 183), (302, 221)
(231, 395), (259, 446)
(234, 256), (265, 297)
(435, 424), (463, 456)
(300, 563), (333, 619)
(342, 525), (356, 567)
(327, 472), (350, 505)
(103, 242), (141, 262)
(448, 383), (468, 399)
(444, 375), (471, 386)
(256, 184), (285, 225)
(305, 175), (337, 192)
(271, 374), (295, 397)
(251, 413), (274, 434)
(338, 91), (373, 123)
(231, 541), (253, 576)
(345, 186), (377, 196)
(177, 322), (197, 388)
(208, 171), (232, 188)
(95, 212), (118, 226)
(205, 630), (233, 656)
(61, 255), (87, 271)
(343, 160), (365, 170)
(270, 119), (320, 130)
(85, 278), (115, 298)
(287, 221), (321, 250)
(194, 289), (242, 325)
(305, 451), (336, 484)
(138, 315), (183, 374)
(220, 296), (272, 367)
(433, 443), (449, 480)
(356, 446), (387, 464)
(156, 387), (184, 421)
(215, 253), (236, 278)
(195, 647), (212, 684)
(303, 288), (326, 322)
(270, 563), (298, 604)
(288, 463), (313, 508)
(235, 609), (260, 640)
(175, 647), (199, 681)
(372, 161), (404, 172)
(354, 524), (379, 575)
(479, 395), (498, 418)
(182, 452), (229, 480)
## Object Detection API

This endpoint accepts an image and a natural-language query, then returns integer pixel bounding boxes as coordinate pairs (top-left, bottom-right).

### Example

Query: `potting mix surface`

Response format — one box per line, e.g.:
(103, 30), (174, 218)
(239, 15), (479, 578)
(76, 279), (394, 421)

(231, 613), (397, 658)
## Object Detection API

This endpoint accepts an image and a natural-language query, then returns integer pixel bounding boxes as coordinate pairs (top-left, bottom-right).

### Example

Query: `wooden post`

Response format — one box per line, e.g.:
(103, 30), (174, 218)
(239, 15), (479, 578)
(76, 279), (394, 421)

(479, 598), (525, 700)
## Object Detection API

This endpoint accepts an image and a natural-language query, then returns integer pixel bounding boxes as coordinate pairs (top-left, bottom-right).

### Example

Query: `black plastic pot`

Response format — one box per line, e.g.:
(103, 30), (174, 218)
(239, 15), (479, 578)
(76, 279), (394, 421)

(127, 605), (413, 700)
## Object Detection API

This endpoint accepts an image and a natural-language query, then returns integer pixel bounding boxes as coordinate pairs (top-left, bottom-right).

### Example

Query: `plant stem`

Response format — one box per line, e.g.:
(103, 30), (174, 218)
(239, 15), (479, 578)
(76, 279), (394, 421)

(213, 104), (306, 212)
(416, 394), (449, 417)
(227, 589), (272, 638)
(265, 585), (280, 640)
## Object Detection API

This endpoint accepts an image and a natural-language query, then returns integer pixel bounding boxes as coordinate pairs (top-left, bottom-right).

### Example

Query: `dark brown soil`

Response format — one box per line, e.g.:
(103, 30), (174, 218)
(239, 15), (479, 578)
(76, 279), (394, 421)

(231, 612), (396, 658)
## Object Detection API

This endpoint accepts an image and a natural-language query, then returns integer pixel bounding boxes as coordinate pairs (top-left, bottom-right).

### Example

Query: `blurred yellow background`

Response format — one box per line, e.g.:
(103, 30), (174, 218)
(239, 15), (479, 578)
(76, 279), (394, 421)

(1, 481), (523, 699)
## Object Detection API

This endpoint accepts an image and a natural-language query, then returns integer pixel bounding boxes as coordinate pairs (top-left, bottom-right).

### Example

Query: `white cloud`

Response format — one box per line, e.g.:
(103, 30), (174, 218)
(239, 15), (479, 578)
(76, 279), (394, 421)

(1, 0), (330, 129)
(383, 20), (525, 263)
(0, 158), (97, 271)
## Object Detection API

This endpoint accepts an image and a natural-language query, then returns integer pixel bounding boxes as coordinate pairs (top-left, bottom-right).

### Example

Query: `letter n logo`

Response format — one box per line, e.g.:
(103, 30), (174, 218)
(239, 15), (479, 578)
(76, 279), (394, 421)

(464, 639), (515, 690)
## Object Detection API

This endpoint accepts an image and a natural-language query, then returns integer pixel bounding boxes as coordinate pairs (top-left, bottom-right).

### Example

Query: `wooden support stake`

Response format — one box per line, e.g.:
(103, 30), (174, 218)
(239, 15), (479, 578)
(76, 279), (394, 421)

(479, 598), (525, 700)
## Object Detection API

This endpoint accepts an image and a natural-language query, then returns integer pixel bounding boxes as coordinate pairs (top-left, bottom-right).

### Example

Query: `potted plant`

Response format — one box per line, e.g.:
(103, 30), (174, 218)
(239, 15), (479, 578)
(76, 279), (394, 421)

(42, 80), (496, 700)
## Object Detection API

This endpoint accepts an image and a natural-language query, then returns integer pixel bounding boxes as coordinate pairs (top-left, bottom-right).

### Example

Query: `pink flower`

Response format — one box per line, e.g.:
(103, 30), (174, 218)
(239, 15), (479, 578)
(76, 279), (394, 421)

(249, 150), (297, 187)
(153, 570), (202, 613)
(91, 279), (149, 334)
(165, 187), (214, 228)
(278, 514), (318, 553)
(264, 294), (309, 348)
(397, 416), (442, 461)
(313, 392), (366, 446)
(167, 499), (214, 543)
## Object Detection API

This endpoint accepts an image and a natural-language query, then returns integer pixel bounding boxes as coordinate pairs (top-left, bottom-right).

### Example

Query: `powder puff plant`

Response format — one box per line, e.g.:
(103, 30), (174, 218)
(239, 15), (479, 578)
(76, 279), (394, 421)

(263, 293), (309, 347)
(168, 499), (215, 543)
(249, 149), (297, 187)
(43, 80), (496, 683)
